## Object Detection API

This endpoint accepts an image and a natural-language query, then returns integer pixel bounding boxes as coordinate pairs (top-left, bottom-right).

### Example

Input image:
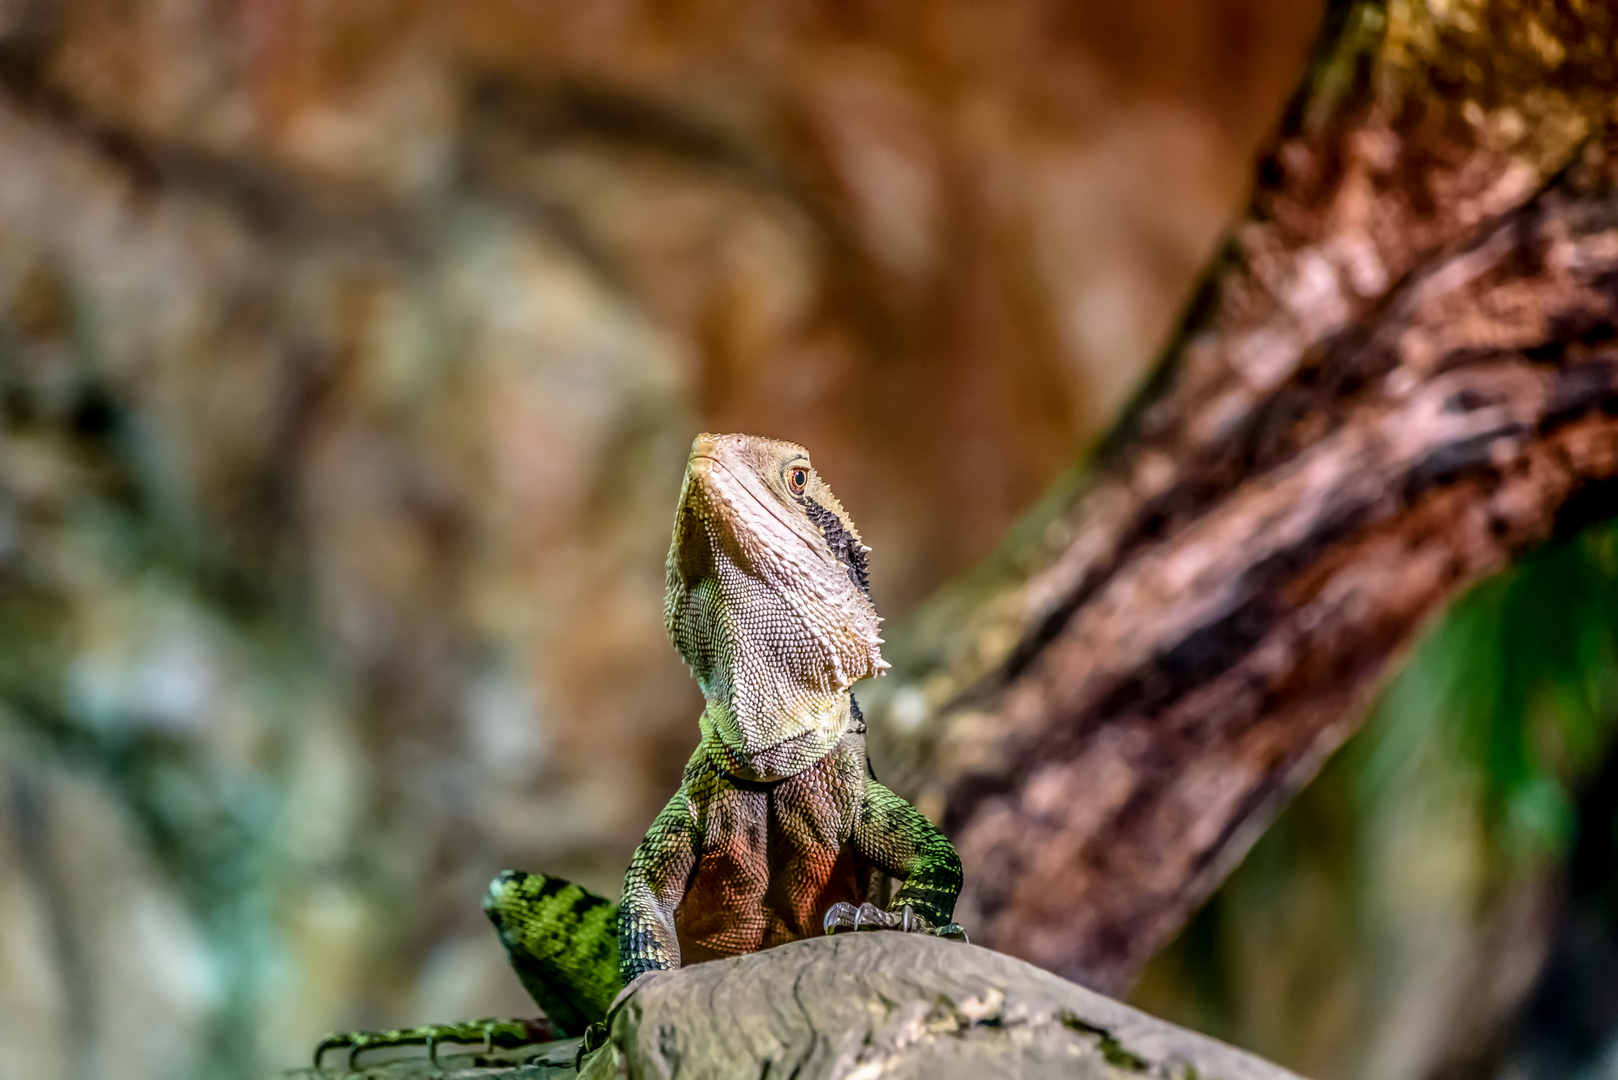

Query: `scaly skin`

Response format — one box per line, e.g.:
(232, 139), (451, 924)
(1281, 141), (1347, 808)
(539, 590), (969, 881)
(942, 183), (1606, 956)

(314, 434), (963, 1068)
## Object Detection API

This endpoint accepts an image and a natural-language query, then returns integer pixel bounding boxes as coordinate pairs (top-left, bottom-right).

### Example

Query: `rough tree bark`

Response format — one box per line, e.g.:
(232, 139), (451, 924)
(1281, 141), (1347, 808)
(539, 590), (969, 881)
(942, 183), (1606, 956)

(861, 0), (1618, 994)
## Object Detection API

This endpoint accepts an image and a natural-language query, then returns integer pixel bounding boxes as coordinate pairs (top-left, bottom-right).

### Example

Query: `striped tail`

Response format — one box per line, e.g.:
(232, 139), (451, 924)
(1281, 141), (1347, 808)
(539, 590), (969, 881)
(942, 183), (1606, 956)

(482, 870), (622, 1037)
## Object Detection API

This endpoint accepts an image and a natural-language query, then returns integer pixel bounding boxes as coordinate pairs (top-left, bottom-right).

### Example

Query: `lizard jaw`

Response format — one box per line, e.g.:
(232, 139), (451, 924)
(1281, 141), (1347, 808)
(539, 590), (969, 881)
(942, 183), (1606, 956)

(664, 433), (885, 765)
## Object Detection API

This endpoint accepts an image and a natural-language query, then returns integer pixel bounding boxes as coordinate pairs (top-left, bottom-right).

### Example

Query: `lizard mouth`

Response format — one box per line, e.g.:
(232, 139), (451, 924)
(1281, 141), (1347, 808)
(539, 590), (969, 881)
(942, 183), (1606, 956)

(688, 453), (824, 562)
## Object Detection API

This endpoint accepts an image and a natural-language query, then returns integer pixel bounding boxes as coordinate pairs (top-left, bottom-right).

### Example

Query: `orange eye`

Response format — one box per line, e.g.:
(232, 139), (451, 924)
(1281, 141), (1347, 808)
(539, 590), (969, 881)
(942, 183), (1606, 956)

(788, 466), (808, 495)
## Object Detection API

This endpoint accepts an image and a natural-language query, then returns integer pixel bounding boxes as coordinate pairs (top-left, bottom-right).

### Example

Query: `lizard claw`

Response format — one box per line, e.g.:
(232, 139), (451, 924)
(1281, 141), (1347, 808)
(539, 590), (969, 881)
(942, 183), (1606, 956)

(312, 1017), (557, 1071)
(311, 1033), (349, 1071)
(823, 901), (859, 934)
(574, 1021), (610, 1070)
(824, 901), (897, 934)
(899, 905), (969, 943)
(856, 903), (899, 930)
(311, 1030), (395, 1072)
(823, 902), (966, 941)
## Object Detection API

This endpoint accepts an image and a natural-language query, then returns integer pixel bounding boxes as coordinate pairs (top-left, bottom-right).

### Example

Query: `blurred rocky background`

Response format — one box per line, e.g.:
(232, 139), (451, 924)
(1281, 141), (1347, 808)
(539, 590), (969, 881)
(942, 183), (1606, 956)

(4, 3), (1616, 1080)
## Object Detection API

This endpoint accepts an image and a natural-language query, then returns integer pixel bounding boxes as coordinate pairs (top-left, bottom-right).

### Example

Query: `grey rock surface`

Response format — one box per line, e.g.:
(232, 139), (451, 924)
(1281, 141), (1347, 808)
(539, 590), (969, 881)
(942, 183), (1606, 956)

(287, 934), (1305, 1080)
(577, 933), (1305, 1080)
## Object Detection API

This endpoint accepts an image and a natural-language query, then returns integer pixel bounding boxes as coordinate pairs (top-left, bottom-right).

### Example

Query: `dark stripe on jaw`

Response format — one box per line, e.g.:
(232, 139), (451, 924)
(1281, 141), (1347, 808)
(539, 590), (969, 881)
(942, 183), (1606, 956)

(803, 496), (871, 597)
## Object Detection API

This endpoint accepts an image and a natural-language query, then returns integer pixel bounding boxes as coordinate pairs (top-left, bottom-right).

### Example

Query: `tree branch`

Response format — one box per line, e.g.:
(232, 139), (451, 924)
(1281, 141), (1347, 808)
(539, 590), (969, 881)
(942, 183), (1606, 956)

(864, 0), (1618, 993)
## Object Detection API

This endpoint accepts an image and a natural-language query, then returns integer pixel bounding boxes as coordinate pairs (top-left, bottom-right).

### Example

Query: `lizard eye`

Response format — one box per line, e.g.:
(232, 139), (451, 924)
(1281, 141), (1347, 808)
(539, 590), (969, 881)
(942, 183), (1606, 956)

(787, 466), (808, 495)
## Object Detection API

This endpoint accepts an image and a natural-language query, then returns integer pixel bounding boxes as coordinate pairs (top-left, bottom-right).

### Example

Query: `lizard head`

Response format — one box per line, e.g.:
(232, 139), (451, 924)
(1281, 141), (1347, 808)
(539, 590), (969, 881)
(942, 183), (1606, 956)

(664, 433), (885, 774)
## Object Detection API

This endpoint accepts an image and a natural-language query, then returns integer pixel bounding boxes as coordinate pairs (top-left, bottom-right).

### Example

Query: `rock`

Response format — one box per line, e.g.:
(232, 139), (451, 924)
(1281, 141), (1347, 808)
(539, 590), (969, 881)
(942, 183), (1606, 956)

(283, 934), (1305, 1079)
(282, 933), (1305, 1080)
(578, 933), (1303, 1079)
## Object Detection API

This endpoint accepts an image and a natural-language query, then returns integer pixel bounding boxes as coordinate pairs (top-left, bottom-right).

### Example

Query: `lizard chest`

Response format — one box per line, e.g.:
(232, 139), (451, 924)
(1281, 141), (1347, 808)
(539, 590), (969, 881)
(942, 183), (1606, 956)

(673, 746), (874, 961)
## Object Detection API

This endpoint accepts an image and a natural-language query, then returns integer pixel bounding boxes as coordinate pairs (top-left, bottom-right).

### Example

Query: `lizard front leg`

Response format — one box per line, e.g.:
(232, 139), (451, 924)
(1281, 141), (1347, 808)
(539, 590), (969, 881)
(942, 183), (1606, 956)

(618, 790), (701, 980)
(826, 777), (967, 941)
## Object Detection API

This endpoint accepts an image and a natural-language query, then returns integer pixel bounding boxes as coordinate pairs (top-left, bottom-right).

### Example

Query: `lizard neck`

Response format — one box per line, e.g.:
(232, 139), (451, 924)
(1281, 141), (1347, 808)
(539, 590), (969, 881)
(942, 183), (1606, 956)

(699, 691), (853, 783)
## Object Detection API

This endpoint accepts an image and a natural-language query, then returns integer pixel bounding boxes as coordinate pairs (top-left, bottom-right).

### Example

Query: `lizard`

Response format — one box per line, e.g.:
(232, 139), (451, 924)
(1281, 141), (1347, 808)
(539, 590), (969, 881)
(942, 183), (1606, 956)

(314, 433), (965, 1069)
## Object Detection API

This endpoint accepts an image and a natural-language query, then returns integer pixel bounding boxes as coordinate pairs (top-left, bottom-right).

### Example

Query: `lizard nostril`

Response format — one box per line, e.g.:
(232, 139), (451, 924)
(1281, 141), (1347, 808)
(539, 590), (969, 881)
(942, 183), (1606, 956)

(486, 870), (525, 906)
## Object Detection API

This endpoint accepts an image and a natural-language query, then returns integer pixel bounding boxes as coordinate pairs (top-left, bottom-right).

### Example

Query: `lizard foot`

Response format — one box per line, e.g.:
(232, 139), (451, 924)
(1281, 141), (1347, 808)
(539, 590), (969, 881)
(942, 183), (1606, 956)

(822, 902), (969, 943)
(574, 1021), (610, 1070)
(312, 1017), (557, 1071)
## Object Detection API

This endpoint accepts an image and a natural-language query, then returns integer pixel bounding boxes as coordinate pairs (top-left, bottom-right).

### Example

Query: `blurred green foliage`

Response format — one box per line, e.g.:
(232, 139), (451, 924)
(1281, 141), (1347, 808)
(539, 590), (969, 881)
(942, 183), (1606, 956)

(0, 308), (307, 1080)
(1135, 519), (1618, 1079)
(1368, 521), (1618, 864)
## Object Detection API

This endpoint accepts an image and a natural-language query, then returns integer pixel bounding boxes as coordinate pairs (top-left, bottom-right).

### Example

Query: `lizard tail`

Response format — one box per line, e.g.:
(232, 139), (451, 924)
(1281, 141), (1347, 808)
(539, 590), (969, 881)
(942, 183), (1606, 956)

(483, 870), (623, 1037)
